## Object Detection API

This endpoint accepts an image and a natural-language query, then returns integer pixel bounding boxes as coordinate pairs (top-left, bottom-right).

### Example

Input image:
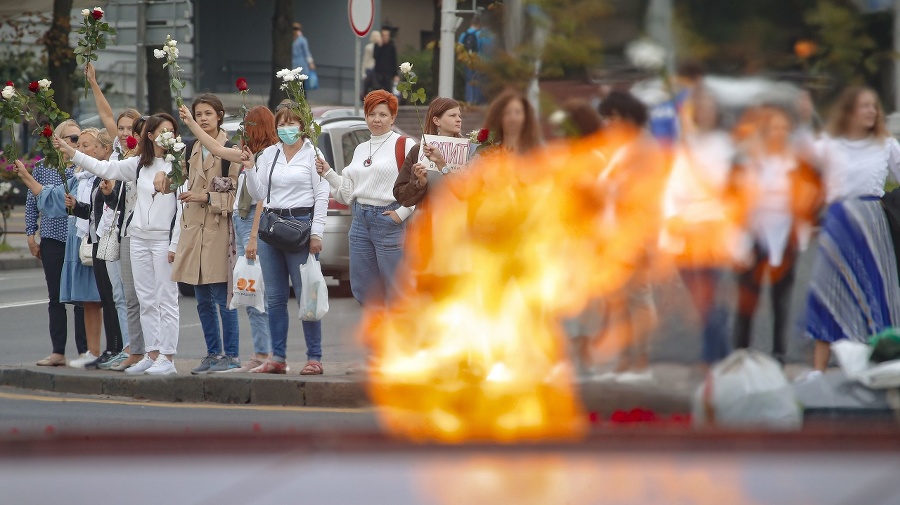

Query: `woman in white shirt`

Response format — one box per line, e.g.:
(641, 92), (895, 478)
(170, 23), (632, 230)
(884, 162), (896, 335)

(244, 105), (329, 375)
(732, 106), (811, 364)
(53, 113), (181, 376)
(804, 87), (900, 373)
(315, 90), (415, 305)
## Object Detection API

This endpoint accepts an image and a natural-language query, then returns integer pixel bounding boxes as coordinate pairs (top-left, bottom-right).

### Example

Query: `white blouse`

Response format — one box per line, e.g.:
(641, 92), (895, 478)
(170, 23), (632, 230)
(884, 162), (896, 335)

(817, 135), (900, 203)
(246, 140), (329, 238)
(322, 131), (415, 221)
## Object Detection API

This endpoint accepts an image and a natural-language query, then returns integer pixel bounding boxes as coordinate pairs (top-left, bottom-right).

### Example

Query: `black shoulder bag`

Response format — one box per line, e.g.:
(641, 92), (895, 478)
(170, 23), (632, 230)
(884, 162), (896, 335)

(257, 149), (312, 255)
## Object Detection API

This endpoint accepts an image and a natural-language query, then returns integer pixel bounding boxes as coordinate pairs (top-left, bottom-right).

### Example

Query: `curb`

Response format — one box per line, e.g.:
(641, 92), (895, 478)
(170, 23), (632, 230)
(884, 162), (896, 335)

(0, 256), (41, 271)
(0, 366), (695, 414)
(0, 367), (368, 408)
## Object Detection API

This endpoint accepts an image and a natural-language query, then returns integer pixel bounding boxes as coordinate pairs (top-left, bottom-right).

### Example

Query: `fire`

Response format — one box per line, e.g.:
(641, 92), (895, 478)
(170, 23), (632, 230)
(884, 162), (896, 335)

(364, 124), (752, 442)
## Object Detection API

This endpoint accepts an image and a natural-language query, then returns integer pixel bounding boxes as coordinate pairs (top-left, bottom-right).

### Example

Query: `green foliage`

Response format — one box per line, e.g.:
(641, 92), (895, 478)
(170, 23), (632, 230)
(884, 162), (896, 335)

(804, 0), (880, 86)
(396, 65), (427, 134)
(26, 83), (71, 191)
(75, 9), (117, 98)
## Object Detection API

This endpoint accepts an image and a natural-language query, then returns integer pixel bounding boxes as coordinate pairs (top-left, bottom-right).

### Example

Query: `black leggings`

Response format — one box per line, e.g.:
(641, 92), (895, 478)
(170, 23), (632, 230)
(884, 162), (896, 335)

(40, 238), (87, 355)
(92, 242), (123, 354)
(733, 241), (797, 360)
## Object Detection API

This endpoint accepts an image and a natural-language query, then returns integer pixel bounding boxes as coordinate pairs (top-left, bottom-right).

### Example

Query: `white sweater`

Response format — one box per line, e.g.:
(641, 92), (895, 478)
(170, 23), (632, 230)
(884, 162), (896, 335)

(323, 131), (415, 220)
(72, 151), (179, 246)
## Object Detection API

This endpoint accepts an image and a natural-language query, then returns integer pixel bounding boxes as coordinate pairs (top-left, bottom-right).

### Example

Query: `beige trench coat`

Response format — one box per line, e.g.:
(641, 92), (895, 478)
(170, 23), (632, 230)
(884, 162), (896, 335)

(171, 130), (240, 285)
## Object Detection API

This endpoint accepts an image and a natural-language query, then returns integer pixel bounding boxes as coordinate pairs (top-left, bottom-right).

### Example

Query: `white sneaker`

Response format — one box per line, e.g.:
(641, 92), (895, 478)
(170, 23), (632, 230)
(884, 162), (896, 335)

(124, 356), (155, 375)
(145, 356), (177, 376)
(616, 370), (655, 384)
(68, 351), (98, 369)
(793, 369), (822, 384)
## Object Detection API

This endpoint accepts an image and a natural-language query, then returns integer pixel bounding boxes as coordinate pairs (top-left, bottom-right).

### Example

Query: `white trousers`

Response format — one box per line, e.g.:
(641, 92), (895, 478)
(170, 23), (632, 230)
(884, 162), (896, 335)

(130, 236), (179, 355)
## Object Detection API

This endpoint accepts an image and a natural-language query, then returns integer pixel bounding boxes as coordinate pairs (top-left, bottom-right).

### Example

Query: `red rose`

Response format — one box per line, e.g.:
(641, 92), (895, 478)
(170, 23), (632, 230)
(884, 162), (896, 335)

(610, 410), (628, 423)
(588, 411), (600, 424)
(5, 81), (12, 87)
(235, 77), (249, 92)
(126, 135), (138, 150)
(41, 125), (53, 137)
(28, 81), (39, 93)
(476, 128), (490, 143)
(91, 9), (103, 20)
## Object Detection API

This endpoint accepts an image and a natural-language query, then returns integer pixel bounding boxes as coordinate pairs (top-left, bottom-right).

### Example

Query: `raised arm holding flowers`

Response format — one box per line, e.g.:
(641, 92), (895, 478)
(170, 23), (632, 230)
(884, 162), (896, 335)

(26, 79), (72, 194)
(75, 7), (116, 99)
(276, 67), (320, 147)
(154, 35), (186, 108)
(1, 81), (27, 162)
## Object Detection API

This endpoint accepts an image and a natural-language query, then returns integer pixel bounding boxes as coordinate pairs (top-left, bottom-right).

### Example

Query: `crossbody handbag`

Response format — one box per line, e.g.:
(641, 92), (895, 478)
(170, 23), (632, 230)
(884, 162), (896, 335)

(96, 182), (122, 261)
(257, 149), (313, 254)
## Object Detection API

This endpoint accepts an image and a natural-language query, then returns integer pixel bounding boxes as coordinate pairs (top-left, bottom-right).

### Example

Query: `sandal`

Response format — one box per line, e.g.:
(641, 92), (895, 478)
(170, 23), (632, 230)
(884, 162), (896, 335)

(300, 361), (324, 375)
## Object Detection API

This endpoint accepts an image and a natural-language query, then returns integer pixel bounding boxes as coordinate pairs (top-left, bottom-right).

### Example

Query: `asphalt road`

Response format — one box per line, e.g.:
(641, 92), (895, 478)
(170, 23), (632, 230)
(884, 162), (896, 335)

(0, 386), (378, 436)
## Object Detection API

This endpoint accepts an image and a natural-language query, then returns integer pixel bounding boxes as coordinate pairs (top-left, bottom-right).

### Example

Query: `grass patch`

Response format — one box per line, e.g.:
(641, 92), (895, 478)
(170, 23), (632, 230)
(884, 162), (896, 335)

(0, 241), (16, 252)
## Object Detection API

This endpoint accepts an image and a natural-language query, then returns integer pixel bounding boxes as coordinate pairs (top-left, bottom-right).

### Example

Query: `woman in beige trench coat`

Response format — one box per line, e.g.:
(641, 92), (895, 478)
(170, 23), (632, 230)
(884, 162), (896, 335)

(157, 94), (241, 374)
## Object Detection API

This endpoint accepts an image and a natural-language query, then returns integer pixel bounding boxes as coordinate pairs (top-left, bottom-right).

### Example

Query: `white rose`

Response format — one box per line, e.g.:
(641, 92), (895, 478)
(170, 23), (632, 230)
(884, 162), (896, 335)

(297, 74), (309, 81)
(82, 9), (90, 16)
(165, 154), (175, 162)
(283, 73), (295, 82)
(626, 39), (666, 71)
(162, 131), (174, 140)
(38, 79), (51, 90)
(548, 110), (567, 126)
(153, 49), (165, 59)
(170, 48), (179, 59)
(175, 136), (182, 143)
(291, 66), (304, 75)
(1, 86), (14, 100)
(172, 142), (185, 152)
(13, 188), (20, 194)
(168, 39), (177, 48)
(399, 62), (413, 74)
(276, 69), (290, 78)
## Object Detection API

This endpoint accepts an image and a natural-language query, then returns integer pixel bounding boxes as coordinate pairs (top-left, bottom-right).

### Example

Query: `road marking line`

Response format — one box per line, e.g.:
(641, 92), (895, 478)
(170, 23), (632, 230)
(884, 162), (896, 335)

(0, 390), (371, 414)
(0, 299), (48, 310)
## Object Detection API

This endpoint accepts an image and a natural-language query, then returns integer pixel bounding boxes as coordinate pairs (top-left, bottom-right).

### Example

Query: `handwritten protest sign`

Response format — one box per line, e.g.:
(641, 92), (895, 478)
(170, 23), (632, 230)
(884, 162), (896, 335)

(417, 135), (472, 173)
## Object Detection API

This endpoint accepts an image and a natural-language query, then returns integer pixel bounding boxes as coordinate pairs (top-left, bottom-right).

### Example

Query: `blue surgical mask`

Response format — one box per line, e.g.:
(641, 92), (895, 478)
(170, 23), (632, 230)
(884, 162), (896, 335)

(277, 126), (302, 145)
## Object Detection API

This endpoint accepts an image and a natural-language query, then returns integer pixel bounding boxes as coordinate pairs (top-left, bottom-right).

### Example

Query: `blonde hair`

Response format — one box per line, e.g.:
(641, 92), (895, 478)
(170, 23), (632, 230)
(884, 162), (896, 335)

(80, 127), (101, 142)
(54, 119), (79, 137)
(96, 128), (114, 148)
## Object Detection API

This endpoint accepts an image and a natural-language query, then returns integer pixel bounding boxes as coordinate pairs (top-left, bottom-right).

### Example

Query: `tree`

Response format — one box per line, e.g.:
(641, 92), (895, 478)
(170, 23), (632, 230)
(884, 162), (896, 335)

(268, 0), (293, 110)
(44, 0), (75, 115)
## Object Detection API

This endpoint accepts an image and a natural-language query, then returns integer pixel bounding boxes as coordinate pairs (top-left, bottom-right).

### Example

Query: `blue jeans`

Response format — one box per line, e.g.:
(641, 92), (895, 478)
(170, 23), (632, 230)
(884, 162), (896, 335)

(234, 207), (271, 354)
(679, 268), (731, 364)
(194, 282), (240, 357)
(105, 259), (130, 349)
(464, 68), (484, 104)
(257, 214), (322, 361)
(350, 201), (406, 305)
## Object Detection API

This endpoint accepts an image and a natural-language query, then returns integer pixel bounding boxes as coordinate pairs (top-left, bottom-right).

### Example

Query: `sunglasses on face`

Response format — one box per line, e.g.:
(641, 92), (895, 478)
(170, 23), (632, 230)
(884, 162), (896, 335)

(65, 135), (80, 143)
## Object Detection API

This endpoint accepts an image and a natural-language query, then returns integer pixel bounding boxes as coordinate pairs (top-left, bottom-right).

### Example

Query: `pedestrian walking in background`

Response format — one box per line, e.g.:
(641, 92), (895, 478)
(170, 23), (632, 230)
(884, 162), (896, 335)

(244, 105), (329, 375)
(22, 120), (86, 367)
(179, 103), (280, 373)
(803, 87), (900, 375)
(458, 16), (484, 105)
(373, 27), (398, 94)
(361, 30), (382, 99)
(162, 95), (241, 375)
(316, 90), (414, 306)
(292, 22), (316, 90)
(53, 114), (182, 376)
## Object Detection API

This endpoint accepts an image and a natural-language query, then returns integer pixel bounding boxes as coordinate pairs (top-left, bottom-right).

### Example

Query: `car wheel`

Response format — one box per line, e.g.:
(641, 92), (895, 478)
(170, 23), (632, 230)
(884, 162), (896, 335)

(178, 282), (195, 297)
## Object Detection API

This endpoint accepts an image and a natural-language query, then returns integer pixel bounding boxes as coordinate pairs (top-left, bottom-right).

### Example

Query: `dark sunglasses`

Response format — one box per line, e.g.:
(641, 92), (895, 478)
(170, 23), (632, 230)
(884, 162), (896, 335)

(65, 135), (80, 143)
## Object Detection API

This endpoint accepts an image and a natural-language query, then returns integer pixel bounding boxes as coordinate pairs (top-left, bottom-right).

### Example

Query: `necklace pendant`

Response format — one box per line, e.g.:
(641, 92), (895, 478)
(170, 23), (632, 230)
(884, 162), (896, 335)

(363, 158), (372, 167)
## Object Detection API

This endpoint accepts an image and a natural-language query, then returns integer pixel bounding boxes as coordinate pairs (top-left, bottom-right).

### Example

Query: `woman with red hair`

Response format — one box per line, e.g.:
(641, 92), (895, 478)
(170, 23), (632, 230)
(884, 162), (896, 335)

(316, 90), (415, 305)
(178, 104), (280, 372)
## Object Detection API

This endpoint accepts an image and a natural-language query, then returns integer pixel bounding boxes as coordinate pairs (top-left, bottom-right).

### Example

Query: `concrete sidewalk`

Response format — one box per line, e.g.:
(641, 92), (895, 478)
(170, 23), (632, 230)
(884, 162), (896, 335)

(0, 361), (812, 414)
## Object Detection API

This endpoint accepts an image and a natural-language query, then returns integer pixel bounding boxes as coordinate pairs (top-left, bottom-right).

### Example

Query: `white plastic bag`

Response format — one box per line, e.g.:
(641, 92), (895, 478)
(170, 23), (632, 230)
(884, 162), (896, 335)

(831, 340), (873, 380)
(299, 254), (328, 321)
(692, 349), (802, 430)
(229, 256), (265, 313)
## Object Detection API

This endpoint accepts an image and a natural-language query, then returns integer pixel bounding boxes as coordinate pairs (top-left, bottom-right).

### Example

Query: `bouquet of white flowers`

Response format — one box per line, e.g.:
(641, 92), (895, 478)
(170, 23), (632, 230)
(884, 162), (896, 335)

(155, 129), (187, 190)
(276, 67), (320, 147)
(153, 35), (186, 107)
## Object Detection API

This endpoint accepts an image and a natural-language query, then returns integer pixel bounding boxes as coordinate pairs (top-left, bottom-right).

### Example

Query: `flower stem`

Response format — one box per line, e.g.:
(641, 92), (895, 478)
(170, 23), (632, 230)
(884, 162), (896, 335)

(413, 103), (424, 137)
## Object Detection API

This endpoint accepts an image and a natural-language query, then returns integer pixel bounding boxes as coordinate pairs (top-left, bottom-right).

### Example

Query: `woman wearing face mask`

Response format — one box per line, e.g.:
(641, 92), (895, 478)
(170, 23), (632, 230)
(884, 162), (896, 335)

(52, 113), (182, 376)
(181, 104), (279, 372)
(158, 94), (241, 375)
(243, 105), (329, 375)
(802, 87), (900, 375)
(315, 90), (415, 306)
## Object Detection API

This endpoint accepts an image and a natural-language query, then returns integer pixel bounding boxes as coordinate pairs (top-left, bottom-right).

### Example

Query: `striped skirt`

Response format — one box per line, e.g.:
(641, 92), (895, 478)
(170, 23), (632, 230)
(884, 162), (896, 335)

(805, 197), (900, 343)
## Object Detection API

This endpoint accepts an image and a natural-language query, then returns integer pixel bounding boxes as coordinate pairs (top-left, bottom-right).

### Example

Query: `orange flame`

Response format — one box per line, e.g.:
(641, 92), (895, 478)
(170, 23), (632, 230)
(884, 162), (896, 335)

(364, 131), (673, 442)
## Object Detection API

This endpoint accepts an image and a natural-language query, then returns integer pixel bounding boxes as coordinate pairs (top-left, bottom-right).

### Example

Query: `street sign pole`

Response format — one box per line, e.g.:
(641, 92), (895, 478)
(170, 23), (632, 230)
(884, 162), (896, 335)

(349, 0), (374, 114)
